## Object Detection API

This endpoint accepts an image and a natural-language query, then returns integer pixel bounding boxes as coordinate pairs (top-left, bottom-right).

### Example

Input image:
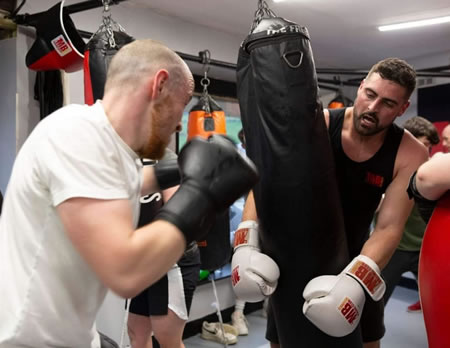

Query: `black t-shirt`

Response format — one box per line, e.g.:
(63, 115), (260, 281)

(328, 108), (404, 257)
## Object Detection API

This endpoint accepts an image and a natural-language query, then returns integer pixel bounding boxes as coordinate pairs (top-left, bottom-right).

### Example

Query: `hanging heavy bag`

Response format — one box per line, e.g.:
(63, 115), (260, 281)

(187, 94), (227, 140)
(418, 192), (450, 348)
(84, 30), (134, 105)
(25, 0), (85, 73)
(236, 4), (361, 347)
(328, 91), (353, 109)
(187, 92), (230, 272)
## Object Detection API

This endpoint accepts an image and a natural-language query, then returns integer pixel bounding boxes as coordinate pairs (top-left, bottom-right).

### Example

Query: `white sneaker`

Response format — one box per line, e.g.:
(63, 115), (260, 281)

(201, 321), (238, 345)
(231, 311), (249, 336)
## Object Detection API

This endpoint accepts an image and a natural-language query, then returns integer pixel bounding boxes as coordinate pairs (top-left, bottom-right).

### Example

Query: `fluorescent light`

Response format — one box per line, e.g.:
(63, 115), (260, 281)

(378, 15), (450, 31)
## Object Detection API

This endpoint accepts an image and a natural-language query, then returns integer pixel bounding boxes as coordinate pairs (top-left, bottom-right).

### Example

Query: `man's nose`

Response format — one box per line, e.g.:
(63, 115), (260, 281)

(367, 98), (381, 112)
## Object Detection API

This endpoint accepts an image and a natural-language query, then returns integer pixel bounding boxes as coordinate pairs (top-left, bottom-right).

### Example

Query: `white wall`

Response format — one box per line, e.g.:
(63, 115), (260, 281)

(0, 38), (17, 193)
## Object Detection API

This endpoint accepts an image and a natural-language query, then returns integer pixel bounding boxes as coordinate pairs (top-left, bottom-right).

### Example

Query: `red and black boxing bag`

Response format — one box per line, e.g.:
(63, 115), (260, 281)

(84, 30), (134, 105)
(418, 192), (450, 348)
(236, 11), (362, 348)
(187, 95), (227, 140)
(25, 0), (85, 73)
(187, 94), (230, 272)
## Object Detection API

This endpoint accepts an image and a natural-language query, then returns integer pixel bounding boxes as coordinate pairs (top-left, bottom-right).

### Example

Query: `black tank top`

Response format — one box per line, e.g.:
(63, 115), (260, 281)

(328, 108), (404, 257)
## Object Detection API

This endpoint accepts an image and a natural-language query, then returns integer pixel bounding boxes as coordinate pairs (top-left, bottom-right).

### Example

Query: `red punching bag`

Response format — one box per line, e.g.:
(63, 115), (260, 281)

(25, 0), (85, 73)
(418, 192), (450, 348)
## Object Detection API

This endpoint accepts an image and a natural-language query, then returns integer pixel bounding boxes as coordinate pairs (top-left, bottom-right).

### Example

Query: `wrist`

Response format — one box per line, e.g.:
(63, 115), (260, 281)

(155, 182), (213, 243)
(233, 220), (259, 250)
(344, 255), (385, 301)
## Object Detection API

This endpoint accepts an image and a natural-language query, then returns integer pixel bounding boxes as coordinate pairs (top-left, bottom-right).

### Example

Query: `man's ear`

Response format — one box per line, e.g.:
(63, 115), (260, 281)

(397, 100), (411, 117)
(149, 69), (169, 99)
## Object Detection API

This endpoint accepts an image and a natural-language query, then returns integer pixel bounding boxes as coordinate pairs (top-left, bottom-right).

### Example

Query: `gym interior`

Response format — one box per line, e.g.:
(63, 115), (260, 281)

(0, 1), (449, 347)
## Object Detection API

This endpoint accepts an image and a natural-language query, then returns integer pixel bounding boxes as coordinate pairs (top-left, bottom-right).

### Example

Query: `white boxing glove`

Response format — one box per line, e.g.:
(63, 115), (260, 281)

(231, 220), (280, 303)
(302, 255), (386, 337)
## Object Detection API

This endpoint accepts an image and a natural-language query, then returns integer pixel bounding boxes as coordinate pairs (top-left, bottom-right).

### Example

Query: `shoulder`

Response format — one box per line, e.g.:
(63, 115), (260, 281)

(395, 129), (429, 175)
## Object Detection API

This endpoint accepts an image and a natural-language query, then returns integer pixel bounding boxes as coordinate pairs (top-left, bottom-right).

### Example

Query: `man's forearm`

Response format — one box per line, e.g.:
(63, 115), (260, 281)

(360, 227), (402, 270)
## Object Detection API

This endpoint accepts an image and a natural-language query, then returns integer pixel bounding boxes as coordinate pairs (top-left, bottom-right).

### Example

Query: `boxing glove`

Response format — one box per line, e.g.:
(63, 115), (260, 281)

(407, 170), (437, 223)
(231, 220), (280, 303)
(302, 255), (385, 337)
(154, 157), (180, 190)
(155, 135), (258, 243)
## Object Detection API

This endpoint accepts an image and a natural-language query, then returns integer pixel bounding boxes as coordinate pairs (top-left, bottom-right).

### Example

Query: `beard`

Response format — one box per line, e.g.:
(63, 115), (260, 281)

(353, 109), (387, 136)
(137, 97), (172, 159)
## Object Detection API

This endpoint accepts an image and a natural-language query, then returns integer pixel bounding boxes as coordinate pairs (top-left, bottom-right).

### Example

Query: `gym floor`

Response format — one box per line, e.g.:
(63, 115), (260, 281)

(183, 283), (428, 348)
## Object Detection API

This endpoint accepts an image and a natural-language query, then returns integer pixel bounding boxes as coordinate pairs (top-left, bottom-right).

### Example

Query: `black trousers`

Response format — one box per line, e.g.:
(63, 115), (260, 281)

(382, 249), (420, 305)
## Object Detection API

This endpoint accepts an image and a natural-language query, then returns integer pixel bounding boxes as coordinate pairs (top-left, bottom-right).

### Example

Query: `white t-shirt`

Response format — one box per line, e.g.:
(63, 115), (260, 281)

(0, 101), (143, 348)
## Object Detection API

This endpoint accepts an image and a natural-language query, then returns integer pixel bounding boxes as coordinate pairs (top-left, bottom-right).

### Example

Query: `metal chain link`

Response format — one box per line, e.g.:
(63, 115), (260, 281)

(199, 50), (211, 114)
(250, 0), (277, 33)
(89, 0), (126, 47)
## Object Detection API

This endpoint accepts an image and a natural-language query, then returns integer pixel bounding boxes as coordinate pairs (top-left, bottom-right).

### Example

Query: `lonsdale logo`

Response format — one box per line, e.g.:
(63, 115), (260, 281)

(267, 25), (302, 35)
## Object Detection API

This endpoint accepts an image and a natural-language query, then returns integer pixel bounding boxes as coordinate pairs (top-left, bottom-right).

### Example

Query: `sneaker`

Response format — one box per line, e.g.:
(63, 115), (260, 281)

(201, 321), (238, 345)
(407, 301), (422, 312)
(231, 311), (249, 336)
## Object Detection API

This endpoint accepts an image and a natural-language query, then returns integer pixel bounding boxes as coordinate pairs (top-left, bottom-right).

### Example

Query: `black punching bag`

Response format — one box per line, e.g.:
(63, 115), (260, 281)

(84, 30), (134, 105)
(236, 9), (362, 348)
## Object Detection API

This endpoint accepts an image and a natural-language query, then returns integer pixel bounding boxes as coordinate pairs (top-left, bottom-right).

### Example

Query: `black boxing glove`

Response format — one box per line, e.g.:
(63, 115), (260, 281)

(154, 157), (180, 190)
(155, 135), (258, 243)
(407, 171), (437, 224)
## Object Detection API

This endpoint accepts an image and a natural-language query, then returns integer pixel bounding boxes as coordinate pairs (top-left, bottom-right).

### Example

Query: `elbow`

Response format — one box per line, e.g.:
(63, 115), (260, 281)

(106, 277), (142, 299)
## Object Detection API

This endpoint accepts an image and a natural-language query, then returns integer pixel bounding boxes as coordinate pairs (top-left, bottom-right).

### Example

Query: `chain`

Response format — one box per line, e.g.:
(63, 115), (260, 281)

(250, 0), (277, 33)
(199, 50), (211, 114)
(89, 0), (126, 47)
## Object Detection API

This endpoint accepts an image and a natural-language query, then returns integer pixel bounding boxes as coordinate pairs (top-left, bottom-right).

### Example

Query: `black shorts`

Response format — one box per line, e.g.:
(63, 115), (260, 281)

(360, 297), (385, 343)
(265, 295), (385, 345)
(129, 246), (201, 317)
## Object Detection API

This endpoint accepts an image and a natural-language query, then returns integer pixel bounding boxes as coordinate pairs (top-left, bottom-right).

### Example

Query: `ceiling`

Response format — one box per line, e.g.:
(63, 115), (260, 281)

(119, 0), (450, 72)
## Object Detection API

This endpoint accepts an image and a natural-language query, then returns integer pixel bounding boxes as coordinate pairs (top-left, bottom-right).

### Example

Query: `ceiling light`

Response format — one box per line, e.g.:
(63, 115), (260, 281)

(378, 15), (450, 31)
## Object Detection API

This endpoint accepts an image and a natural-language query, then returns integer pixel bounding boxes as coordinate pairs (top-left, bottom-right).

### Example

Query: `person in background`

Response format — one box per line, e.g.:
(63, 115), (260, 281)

(381, 116), (439, 312)
(127, 153), (201, 348)
(235, 57), (428, 348)
(440, 123), (450, 153)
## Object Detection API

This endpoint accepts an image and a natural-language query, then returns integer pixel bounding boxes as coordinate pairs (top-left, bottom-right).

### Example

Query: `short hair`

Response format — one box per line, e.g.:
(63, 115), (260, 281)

(104, 39), (189, 93)
(367, 58), (416, 99)
(403, 116), (439, 145)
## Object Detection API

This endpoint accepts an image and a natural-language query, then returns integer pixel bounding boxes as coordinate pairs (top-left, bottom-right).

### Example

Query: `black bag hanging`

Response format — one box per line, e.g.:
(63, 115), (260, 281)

(188, 54), (231, 272)
(236, 1), (361, 346)
(83, 1), (134, 105)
